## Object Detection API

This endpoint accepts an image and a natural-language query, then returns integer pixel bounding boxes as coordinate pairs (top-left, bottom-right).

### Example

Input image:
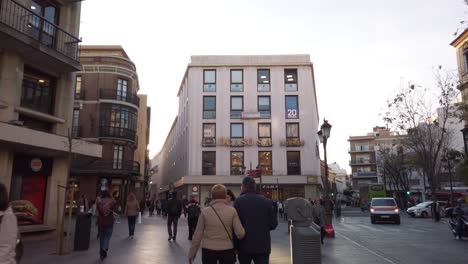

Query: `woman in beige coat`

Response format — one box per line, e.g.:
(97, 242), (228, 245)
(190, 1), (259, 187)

(125, 193), (140, 238)
(188, 184), (245, 264)
(0, 183), (18, 264)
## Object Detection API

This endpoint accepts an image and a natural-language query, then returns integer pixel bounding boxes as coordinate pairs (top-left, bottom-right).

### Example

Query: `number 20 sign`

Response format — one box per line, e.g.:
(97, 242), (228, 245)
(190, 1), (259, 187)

(287, 109), (298, 118)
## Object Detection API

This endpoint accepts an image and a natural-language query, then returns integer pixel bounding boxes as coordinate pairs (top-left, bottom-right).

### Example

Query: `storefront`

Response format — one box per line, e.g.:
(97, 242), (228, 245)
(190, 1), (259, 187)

(9, 155), (53, 225)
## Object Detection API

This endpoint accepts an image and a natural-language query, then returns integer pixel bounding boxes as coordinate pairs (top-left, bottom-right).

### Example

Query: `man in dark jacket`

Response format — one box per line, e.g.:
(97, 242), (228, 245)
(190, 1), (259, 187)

(234, 177), (278, 264)
(186, 195), (201, 240)
(167, 192), (182, 241)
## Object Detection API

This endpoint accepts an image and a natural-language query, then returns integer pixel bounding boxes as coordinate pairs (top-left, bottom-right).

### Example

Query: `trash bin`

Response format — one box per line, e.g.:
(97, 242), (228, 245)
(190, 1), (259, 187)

(74, 212), (92, 251)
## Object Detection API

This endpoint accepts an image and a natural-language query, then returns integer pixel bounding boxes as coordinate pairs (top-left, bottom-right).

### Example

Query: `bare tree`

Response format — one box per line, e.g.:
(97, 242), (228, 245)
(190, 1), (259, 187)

(382, 71), (459, 199)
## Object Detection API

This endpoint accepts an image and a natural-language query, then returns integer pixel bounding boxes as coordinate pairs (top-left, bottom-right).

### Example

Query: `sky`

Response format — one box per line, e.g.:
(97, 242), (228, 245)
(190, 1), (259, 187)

(80, 0), (466, 173)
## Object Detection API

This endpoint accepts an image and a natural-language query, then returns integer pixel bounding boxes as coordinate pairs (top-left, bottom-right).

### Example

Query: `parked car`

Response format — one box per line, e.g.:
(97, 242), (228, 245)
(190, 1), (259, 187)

(406, 201), (447, 218)
(370, 198), (400, 225)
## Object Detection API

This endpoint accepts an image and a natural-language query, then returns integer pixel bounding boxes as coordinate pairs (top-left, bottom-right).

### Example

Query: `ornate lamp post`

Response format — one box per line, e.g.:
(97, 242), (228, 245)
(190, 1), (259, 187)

(318, 119), (333, 225)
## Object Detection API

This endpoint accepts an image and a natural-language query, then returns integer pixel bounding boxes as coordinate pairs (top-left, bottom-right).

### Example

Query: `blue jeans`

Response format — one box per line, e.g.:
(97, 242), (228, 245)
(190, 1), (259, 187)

(99, 225), (113, 251)
(128, 215), (137, 236)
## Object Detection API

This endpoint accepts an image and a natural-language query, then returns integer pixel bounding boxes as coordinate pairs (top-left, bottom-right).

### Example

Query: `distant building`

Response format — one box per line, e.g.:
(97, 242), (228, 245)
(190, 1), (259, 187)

(0, 1), (102, 234)
(70, 46), (151, 205)
(156, 55), (322, 202)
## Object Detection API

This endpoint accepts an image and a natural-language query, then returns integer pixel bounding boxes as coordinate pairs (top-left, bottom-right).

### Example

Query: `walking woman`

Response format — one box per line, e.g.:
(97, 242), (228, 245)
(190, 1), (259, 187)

(125, 193), (140, 238)
(97, 190), (116, 260)
(313, 199), (326, 244)
(188, 184), (245, 264)
(0, 183), (18, 264)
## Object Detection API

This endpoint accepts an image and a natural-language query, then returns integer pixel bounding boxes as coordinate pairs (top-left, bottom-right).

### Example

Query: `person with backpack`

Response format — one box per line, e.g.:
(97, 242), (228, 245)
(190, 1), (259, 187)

(186, 195), (201, 240)
(0, 182), (19, 264)
(97, 190), (116, 260)
(167, 192), (182, 241)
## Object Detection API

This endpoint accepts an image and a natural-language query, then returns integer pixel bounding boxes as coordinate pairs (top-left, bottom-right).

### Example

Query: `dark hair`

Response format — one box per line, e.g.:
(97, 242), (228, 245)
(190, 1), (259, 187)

(0, 183), (10, 211)
(242, 177), (256, 191)
(227, 189), (236, 201)
(101, 190), (111, 198)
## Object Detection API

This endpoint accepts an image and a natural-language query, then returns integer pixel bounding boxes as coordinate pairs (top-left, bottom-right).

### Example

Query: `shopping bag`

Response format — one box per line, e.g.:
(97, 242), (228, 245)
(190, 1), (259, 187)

(114, 213), (121, 224)
(138, 212), (142, 224)
(324, 224), (335, 237)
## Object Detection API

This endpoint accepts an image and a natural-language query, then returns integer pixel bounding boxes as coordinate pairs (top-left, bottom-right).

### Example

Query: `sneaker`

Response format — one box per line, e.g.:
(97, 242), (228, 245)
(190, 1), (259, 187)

(168, 237), (172, 241)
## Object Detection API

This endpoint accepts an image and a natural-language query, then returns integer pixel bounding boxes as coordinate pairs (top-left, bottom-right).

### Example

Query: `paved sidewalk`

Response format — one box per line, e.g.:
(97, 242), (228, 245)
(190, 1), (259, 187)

(22, 212), (399, 264)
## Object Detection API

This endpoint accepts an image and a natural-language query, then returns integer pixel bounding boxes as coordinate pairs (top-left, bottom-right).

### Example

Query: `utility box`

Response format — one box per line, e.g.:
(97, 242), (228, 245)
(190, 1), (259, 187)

(290, 225), (321, 264)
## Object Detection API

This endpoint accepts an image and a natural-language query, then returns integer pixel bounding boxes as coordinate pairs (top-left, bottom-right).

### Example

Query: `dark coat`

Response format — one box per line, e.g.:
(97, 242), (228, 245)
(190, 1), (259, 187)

(234, 192), (278, 255)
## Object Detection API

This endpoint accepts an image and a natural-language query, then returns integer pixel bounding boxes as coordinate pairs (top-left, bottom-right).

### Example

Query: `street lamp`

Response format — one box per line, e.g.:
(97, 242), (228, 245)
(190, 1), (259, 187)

(318, 119), (332, 225)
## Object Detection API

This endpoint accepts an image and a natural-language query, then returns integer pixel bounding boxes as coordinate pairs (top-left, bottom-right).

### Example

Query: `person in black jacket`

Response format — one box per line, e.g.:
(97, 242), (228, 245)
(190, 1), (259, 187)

(234, 177), (278, 264)
(167, 192), (182, 241)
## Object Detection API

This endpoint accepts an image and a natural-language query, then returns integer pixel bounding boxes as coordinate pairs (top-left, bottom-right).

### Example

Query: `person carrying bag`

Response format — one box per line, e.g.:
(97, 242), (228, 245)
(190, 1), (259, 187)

(188, 184), (245, 264)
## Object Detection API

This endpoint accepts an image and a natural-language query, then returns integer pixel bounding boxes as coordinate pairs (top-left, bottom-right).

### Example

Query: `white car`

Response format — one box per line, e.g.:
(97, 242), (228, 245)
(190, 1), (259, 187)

(406, 201), (447, 218)
(370, 198), (401, 225)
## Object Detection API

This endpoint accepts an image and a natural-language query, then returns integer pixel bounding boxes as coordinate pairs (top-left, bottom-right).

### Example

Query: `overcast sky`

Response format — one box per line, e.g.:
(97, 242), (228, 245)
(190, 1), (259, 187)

(80, 0), (466, 173)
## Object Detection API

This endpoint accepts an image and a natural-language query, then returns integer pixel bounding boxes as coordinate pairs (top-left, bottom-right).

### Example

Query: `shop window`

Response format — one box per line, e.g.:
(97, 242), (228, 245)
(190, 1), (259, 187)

(202, 151), (216, 175)
(231, 151), (244, 175)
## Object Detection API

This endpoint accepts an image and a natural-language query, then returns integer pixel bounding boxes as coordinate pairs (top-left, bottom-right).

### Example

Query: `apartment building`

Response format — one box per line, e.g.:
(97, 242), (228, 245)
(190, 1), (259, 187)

(70, 46), (151, 205)
(0, 0), (102, 233)
(450, 29), (468, 155)
(155, 55), (322, 202)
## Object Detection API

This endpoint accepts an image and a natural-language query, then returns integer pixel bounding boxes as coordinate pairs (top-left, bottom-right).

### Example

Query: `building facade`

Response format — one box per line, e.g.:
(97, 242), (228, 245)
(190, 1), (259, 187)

(156, 55), (322, 202)
(450, 29), (468, 155)
(70, 46), (150, 207)
(0, 0), (102, 233)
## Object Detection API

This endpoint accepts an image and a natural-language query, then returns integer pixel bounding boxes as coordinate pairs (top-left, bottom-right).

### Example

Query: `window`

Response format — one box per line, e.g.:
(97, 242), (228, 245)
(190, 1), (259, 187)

(100, 104), (138, 140)
(285, 95), (299, 119)
(29, 1), (58, 47)
(113, 145), (124, 169)
(202, 123), (216, 146)
(74, 76), (83, 99)
(231, 151), (244, 175)
(285, 69), (298, 91)
(287, 151), (301, 175)
(464, 49), (468, 74)
(202, 151), (216, 175)
(117, 79), (128, 101)
(286, 123), (301, 146)
(231, 70), (243, 92)
(231, 96), (243, 118)
(257, 69), (270, 92)
(203, 96), (216, 119)
(203, 70), (216, 92)
(258, 96), (271, 118)
(231, 123), (243, 146)
(258, 123), (272, 147)
(21, 67), (56, 114)
(72, 109), (80, 137)
(259, 151), (272, 175)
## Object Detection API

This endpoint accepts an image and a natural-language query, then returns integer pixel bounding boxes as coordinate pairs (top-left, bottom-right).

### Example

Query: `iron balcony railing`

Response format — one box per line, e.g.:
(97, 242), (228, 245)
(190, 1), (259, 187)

(350, 159), (376, 165)
(71, 126), (82, 138)
(100, 89), (140, 107)
(73, 160), (140, 175)
(99, 126), (137, 142)
(0, 0), (80, 60)
(349, 146), (375, 152)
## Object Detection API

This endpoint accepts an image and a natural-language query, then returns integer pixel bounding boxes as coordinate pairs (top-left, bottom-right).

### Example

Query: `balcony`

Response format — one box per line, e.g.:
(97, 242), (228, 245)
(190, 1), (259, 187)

(99, 126), (136, 143)
(349, 146), (375, 153)
(0, 0), (81, 72)
(352, 171), (378, 177)
(100, 89), (140, 107)
(72, 160), (140, 176)
(350, 159), (376, 166)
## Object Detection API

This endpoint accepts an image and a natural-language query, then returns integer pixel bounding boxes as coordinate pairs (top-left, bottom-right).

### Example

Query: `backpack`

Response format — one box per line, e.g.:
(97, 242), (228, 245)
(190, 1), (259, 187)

(169, 199), (182, 216)
(0, 214), (24, 262)
(187, 204), (201, 219)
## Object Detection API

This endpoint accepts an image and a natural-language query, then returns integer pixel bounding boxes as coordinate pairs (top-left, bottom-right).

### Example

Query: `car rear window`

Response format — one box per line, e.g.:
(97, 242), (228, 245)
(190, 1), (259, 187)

(371, 199), (396, 206)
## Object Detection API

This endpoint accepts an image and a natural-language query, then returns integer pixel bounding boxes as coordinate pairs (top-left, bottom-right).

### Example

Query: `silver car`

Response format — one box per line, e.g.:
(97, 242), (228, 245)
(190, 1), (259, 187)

(406, 201), (447, 218)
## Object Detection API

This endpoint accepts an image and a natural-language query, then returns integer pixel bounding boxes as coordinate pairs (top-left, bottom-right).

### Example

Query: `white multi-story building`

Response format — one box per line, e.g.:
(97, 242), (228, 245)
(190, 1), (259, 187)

(155, 55), (322, 202)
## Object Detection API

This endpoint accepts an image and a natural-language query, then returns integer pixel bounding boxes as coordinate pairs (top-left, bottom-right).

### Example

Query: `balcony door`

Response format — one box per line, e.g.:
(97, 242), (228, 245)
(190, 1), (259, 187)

(113, 145), (124, 169)
(117, 79), (128, 101)
(29, 1), (58, 47)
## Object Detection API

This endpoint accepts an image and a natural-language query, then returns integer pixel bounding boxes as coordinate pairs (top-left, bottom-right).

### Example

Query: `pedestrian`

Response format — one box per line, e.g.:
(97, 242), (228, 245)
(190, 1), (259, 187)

(312, 199), (325, 244)
(226, 189), (236, 206)
(278, 201), (284, 219)
(167, 192), (182, 241)
(433, 201), (441, 222)
(188, 184), (245, 264)
(149, 195), (156, 217)
(97, 190), (116, 260)
(182, 195), (189, 218)
(125, 193), (140, 238)
(139, 198), (146, 216)
(161, 199), (168, 218)
(186, 195), (201, 240)
(79, 194), (89, 213)
(0, 182), (18, 263)
(234, 177), (278, 264)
